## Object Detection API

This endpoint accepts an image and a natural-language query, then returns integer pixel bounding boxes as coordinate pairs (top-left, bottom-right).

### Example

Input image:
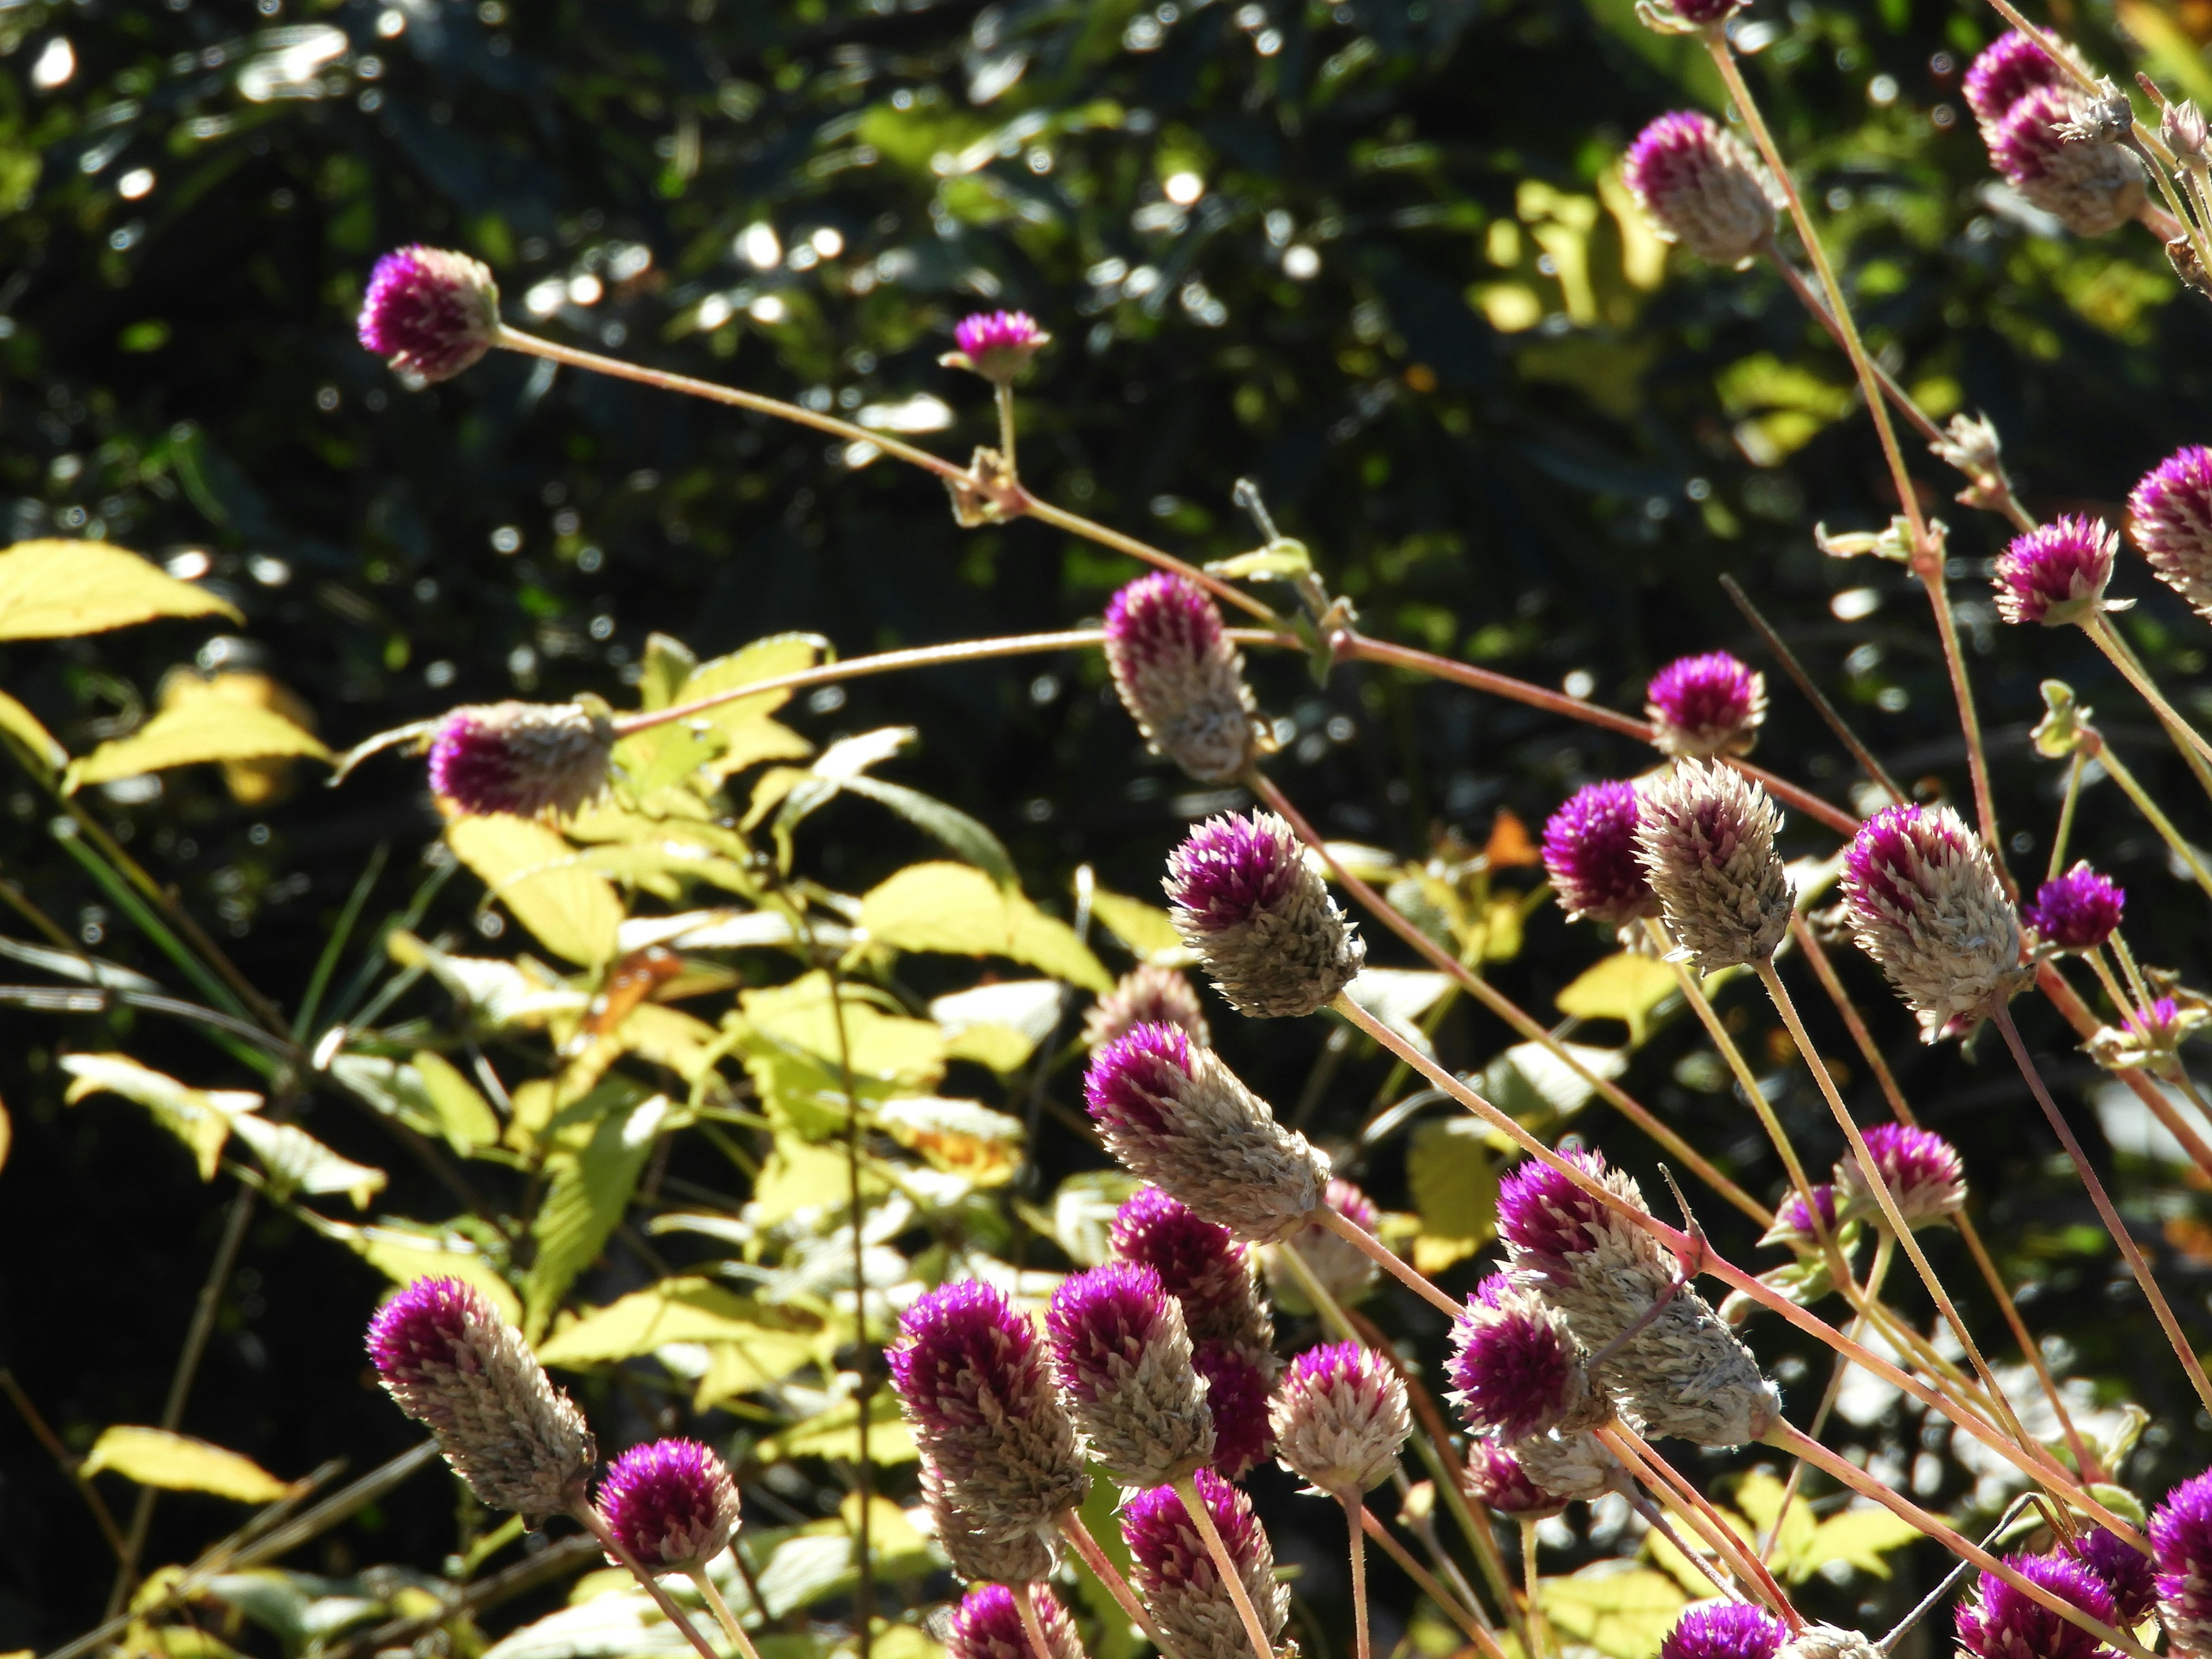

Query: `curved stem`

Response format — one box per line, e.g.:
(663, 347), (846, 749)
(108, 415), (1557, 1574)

(2079, 729), (2212, 900)
(1358, 1509), (1509, 1659)
(1057, 1512), (1163, 1647)
(2085, 613), (2212, 774)
(688, 1569), (766, 1659)
(2089, 618), (2212, 805)
(1315, 1201), (1463, 1319)
(575, 1506), (725, 1659)
(1517, 1522), (1548, 1659)
(1599, 1426), (1798, 1626)
(1172, 1475), (1278, 1659)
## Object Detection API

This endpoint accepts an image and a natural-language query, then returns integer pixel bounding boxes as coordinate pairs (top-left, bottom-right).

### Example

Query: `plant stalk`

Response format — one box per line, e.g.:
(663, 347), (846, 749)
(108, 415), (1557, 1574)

(689, 1567), (767, 1659)
(574, 1505), (726, 1659)
(1172, 1475), (1277, 1659)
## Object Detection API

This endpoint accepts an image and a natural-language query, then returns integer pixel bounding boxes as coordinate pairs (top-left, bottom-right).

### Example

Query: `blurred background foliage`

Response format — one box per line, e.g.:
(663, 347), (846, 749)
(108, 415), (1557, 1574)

(9, 0), (2212, 1652)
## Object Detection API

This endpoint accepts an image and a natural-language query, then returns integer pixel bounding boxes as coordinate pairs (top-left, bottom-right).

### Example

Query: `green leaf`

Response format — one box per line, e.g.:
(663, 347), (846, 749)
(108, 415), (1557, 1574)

(81, 1426), (291, 1502)
(757, 1536), (857, 1618)
(752, 1133), (883, 1226)
(1554, 952), (1678, 1047)
(447, 815), (624, 968)
(411, 1051), (503, 1153)
(538, 1277), (824, 1376)
(525, 1090), (668, 1331)
(1407, 1117), (1498, 1274)
(340, 1223), (521, 1323)
(929, 979), (1066, 1074)
(835, 775), (1016, 887)
(612, 632), (820, 794)
(1086, 887), (1191, 964)
(874, 1096), (1025, 1185)
(225, 1115), (386, 1207)
(0, 539), (241, 640)
(60, 1052), (258, 1180)
(0, 689), (66, 775)
(754, 1393), (916, 1463)
(861, 862), (1111, 991)
(1205, 538), (1312, 580)
(1043, 1168), (1143, 1268)
(66, 695), (331, 791)
(1478, 1040), (1627, 1127)
(1536, 1562), (1688, 1659)
(738, 971), (947, 1091)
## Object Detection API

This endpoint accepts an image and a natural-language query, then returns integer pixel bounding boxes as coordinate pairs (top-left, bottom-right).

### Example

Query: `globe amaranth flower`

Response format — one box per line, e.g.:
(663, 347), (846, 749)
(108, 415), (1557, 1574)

(943, 312), (1050, 383)
(2155, 1468), (2212, 1656)
(2069, 1527), (2157, 1629)
(1834, 1122), (1967, 1230)
(1122, 1471), (1289, 1659)
(1988, 84), (2145, 237)
(1759, 1182), (1839, 1251)
(1497, 1147), (1664, 1278)
(2025, 862), (2125, 952)
(922, 1461), (1058, 1585)
(1842, 802), (2027, 1042)
(594, 1438), (741, 1573)
(1269, 1342), (1410, 1499)
(1956, 1550), (2119, 1659)
(1621, 112), (1782, 269)
(1993, 516), (2127, 626)
(1110, 1185), (1274, 1354)
(1964, 31), (2086, 129)
(2128, 446), (2212, 621)
(2092, 994), (2212, 1080)
(1084, 1021), (1330, 1243)
(1460, 1438), (1568, 1518)
(947, 1584), (1085, 1659)
(1046, 1262), (1214, 1488)
(359, 246), (501, 382)
(366, 1277), (596, 1521)
(1445, 1277), (1602, 1443)
(1264, 1177), (1382, 1313)
(1543, 781), (1658, 929)
(1166, 810), (1365, 1018)
(1646, 652), (1768, 759)
(1104, 574), (1261, 785)
(427, 700), (615, 820)
(1660, 1604), (1786, 1659)
(1634, 759), (1794, 971)
(1085, 964), (1211, 1052)
(1508, 1429), (1624, 1502)
(1194, 1340), (1276, 1480)
(1777, 1630), (1883, 1659)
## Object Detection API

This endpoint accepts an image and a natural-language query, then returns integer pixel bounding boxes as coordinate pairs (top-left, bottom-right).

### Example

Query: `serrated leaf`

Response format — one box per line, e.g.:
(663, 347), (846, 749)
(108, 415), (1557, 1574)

(61, 1052), (259, 1180)
(0, 689), (66, 775)
(448, 816), (624, 968)
(81, 1426), (290, 1502)
(526, 1091), (668, 1331)
(1479, 1040), (1627, 1127)
(411, 1051), (502, 1153)
(67, 692), (330, 791)
(757, 1535), (856, 1617)
(0, 539), (240, 639)
(480, 1594), (696, 1659)
(929, 980), (1065, 1074)
(226, 1115), (385, 1207)
(539, 1277), (824, 1380)
(1536, 1562), (1688, 1659)
(1555, 952), (1678, 1047)
(861, 862), (1111, 992)
(1407, 1117), (1498, 1273)
(1086, 888), (1191, 964)
(342, 1224), (521, 1322)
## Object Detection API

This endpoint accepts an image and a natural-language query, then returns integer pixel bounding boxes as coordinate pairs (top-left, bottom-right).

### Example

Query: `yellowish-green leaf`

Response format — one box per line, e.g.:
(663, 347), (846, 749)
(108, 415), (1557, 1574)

(67, 695), (331, 792)
(738, 971), (946, 1088)
(1536, 1562), (1688, 1659)
(752, 1133), (882, 1226)
(1407, 1117), (1498, 1274)
(1086, 887), (1191, 965)
(0, 689), (66, 775)
(226, 1115), (385, 1208)
(411, 1051), (502, 1153)
(942, 1024), (1035, 1072)
(448, 815), (623, 968)
(1555, 952), (1677, 1047)
(615, 634), (821, 793)
(539, 1277), (824, 1381)
(350, 1228), (521, 1323)
(1733, 1470), (1919, 1583)
(0, 539), (240, 640)
(526, 1092), (669, 1332)
(81, 1426), (290, 1503)
(929, 979), (1066, 1074)
(875, 1096), (1025, 1186)
(755, 1395), (916, 1463)
(862, 862), (1111, 991)
(60, 1053), (257, 1180)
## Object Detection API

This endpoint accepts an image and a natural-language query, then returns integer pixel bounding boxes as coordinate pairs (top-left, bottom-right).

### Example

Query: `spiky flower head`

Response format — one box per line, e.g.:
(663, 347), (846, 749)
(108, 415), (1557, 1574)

(365, 1277), (596, 1521)
(947, 1585), (1083, 1659)
(1510, 1428), (1624, 1502)
(427, 701), (615, 820)
(942, 311), (1050, 384)
(1460, 1438), (1567, 1518)
(1988, 85), (2146, 237)
(359, 246), (501, 383)
(1193, 1340), (1276, 1480)
(1165, 811), (1366, 1018)
(1264, 1177), (1382, 1313)
(2092, 993), (2212, 1080)
(1621, 112), (1782, 269)
(1646, 652), (1768, 759)
(1085, 964), (1211, 1052)
(1834, 1123), (1967, 1229)
(1269, 1342), (1410, 1498)
(2128, 445), (2212, 621)
(1634, 758), (1793, 971)
(1994, 516), (2125, 626)
(1122, 1472), (1289, 1659)
(1841, 803), (2027, 1042)
(1446, 1277), (1602, 1443)
(1760, 1181), (1839, 1251)
(2024, 862), (2125, 952)
(1110, 1185), (1273, 1353)
(922, 1461), (1059, 1585)
(1084, 1021), (1330, 1243)
(1776, 1631), (1883, 1659)
(2069, 1528), (2157, 1629)
(2157, 1469), (2212, 1656)
(1660, 1604), (1787, 1659)
(1104, 574), (1261, 784)
(594, 1438), (741, 1572)
(1543, 781), (1659, 929)
(1046, 1263), (1214, 1488)
(1956, 1550), (2118, 1659)
(1497, 1148), (1664, 1277)
(886, 1282), (1089, 1537)
(1964, 31), (2081, 128)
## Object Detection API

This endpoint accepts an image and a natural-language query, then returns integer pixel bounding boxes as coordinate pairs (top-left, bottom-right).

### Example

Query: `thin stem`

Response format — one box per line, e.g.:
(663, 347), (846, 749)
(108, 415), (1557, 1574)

(575, 1506), (725, 1659)
(1719, 574), (1908, 801)
(2085, 615), (2212, 774)
(1358, 1509), (1509, 1659)
(1018, 498), (1278, 620)
(1633, 1494), (1746, 1602)
(1172, 1475), (1277, 1659)
(994, 382), (1019, 475)
(0, 1368), (128, 1560)
(1344, 1496), (1373, 1659)
(2093, 620), (2212, 806)
(1518, 1522), (1548, 1659)
(2082, 728), (2212, 900)
(1764, 1232), (1893, 1560)
(2050, 749), (2088, 880)
(1058, 1512), (1164, 1647)
(1600, 1426), (1797, 1624)
(1953, 1214), (2104, 1482)
(1313, 1202), (1463, 1320)
(689, 1568), (766, 1659)
(1011, 1582), (1063, 1659)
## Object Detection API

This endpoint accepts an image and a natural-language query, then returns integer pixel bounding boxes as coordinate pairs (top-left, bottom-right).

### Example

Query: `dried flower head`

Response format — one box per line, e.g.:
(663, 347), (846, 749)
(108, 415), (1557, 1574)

(1993, 516), (2126, 625)
(2091, 993), (2212, 1080)
(922, 1462), (1060, 1585)
(1084, 1021), (1330, 1243)
(1460, 1438), (1567, 1518)
(1194, 1340), (1276, 1480)
(1264, 1177), (1382, 1313)
(1122, 1472), (1289, 1659)
(2024, 862), (2125, 952)
(2070, 1528), (2157, 1629)
(1956, 1550), (2118, 1659)
(2128, 446), (2212, 620)
(1166, 810), (1365, 1018)
(2168, 99), (2211, 160)
(1646, 652), (1768, 759)
(1776, 1630), (1884, 1659)
(1964, 31), (2082, 128)
(1660, 1604), (1786, 1659)
(2156, 1469), (2212, 1656)
(947, 1585), (1084, 1659)
(1543, 781), (1659, 929)
(359, 246), (501, 382)
(1085, 964), (1212, 1052)
(1103, 574), (1261, 784)
(1621, 112), (1782, 268)
(1841, 803), (2028, 1041)
(1111, 1185), (1274, 1354)
(1509, 1428), (1623, 1502)
(365, 1277), (596, 1521)
(943, 312), (1050, 383)
(1046, 1263), (1214, 1488)
(1634, 759), (1793, 971)
(427, 701), (615, 820)
(1270, 1342), (1410, 1498)
(1989, 85), (2146, 237)
(595, 1438), (741, 1572)
(1834, 1123), (1967, 1229)
(1446, 1277), (1603, 1443)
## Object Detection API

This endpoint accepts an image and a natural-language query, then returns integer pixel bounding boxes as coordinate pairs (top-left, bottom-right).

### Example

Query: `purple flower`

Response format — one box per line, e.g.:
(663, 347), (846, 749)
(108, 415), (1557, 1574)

(2133, 997), (2184, 1040)
(366, 1275), (476, 1385)
(1988, 85), (2145, 238)
(1102, 573), (1259, 784)
(594, 1438), (741, 1571)
(1645, 652), (1767, 759)
(1047, 1263), (1213, 1487)
(1122, 1470), (1287, 1659)
(358, 246), (501, 382)
(1460, 1439), (1565, 1518)
(1836, 1123), (1967, 1229)
(1193, 1340), (1276, 1480)
(1659, 1604), (1786, 1659)
(1993, 516), (2122, 625)
(1495, 1149), (1618, 1266)
(1086, 1021), (1194, 1142)
(2024, 862), (2125, 952)
(1842, 803), (2025, 1043)
(1166, 810), (1365, 1018)
(1111, 1186), (1270, 1351)
(1046, 1263), (1179, 1404)
(1446, 1290), (1589, 1443)
(946, 311), (1048, 382)
(947, 1585), (1082, 1659)
(2155, 1469), (2212, 1653)
(1270, 1342), (1410, 1498)
(1956, 1550), (2118, 1659)
(2128, 446), (2212, 620)
(2069, 1528), (2157, 1628)
(427, 701), (615, 819)
(1543, 781), (1658, 928)
(1762, 1182), (1838, 1249)
(1085, 964), (1211, 1052)
(1621, 113), (1779, 270)
(1964, 31), (2072, 127)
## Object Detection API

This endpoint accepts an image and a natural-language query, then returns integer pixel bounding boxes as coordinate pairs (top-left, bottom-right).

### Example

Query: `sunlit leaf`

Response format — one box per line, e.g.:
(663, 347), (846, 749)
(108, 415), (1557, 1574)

(875, 1096), (1025, 1185)
(226, 1115), (385, 1207)
(0, 689), (66, 775)
(1554, 952), (1678, 1047)
(1536, 1562), (1688, 1659)
(448, 815), (624, 968)
(861, 862), (1111, 991)
(0, 539), (240, 639)
(752, 1133), (884, 1226)
(526, 1090), (668, 1331)
(1407, 1117), (1497, 1273)
(755, 1394), (916, 1464)
(81, 1426), (291, 1502)
(738, 971), (947, 1089)
(60, 1052), (259, 1180)
(67, 690), (331, 792)
(929, 979), (1066, 1073)
(1479, 1040), (1627, 1126)
(480, 1593), (695, 1659)
(1086, 887), (1191, 965)
(411, 1051), (503, 1153)
(539, 1277), (824, 1378)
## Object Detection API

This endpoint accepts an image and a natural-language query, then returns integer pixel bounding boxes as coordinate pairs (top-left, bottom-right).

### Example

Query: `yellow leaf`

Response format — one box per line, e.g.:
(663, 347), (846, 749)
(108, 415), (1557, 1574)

(81, 1427), (290, 1503)
(0, 690), (66, 775)
(354, 1235), (521, 1323)
(862, 862), (1111, 991)
(410, 1052), (502, 1152)
(447, 815), (623, 967)
(67, 694), (331, 792)
(1088, 888), (1192, 965)
(739, 971), (946, 1088)
(1536, 1562), (1688, 1659)
(756, 1396), (917, 1462)
(875, 1096), (1025, 1185)
(539, 1276), (824, 1375)
(0, 539), (240, 640)
(225, 1115), (386, 1208)
(0, 1100), (8, 1173)
(60, 1053), (257, 1180)
(1555, 952), (1678, 1047)
(753, 1133), (885, 1225)
(1407, 1118), (1497, 1274)
(1798, 1506), (1924, 1581)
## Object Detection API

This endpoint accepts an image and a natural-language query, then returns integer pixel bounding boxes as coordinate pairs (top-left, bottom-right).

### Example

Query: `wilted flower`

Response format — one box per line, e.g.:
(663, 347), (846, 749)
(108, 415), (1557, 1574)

(1194, 1340), (1276, 1480)
(2024, 862), (2125, 952)
(1111, 1185), (1274, 1354)
(1660, 1604), (1786, 1659)
(1264, 1177), (1382, 1313)
(358, 246), (501, 382)
(922, 1463), (1059, 1586)
(1634, 759), (1793, 971)
(1645, 652), (1768, 759)
(1166, 810), (1365, 1018)
(1993, 516), (2126, 625)
(1269, 1342), (1410, 1498)
(1956, 1550), (2118, 1659)
(1460, 1438), (1567, 1518)
(1445, 1276), (1602, 1442)
(1085, 964), (1212, 1051)
(1841, 803), (2028, 1042)
(1760, 1182), (1839, 1251)
(427, 700), (615, 820)
(1621, 112), (1781, 268)
(1988, 84), (2146, 237)
(946, 1585), (1084, 1659)
(1834, 1122), (1967, 1229)
(1046, 1263), (1214, 1488)
(2156, 1468), (2212, 1657)
(943, 311), (1050, 382)
(595, 1439), (741, 1573)
(2091, 995), (2212, 1080)
(1103, 574), (1261, 784)
(1123, 1472), (1289, 1659)
(2128, 445), (2212, 621)
(1543, 781), (1659, 929)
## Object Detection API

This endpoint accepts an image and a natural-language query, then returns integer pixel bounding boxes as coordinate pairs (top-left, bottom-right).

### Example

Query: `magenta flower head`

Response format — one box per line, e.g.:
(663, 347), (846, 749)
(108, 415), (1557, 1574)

(887, 1282), (1089, 1539)
(2069, 1528), (2157, 1628)
(1989, 85), (2145, 237)
(594, 1438), (741, 1572)
(1834, 1123), (1967, 1230)
(1964, 31), (2077, 128)
(2155, 1468), (2212, 1654)
(2024, 862), (2125, 952)
(1085, 963), (1211, 1052)
(1270, 1342), (1410, 1498)
(1543, 781), (1659, 930)
(947, 1585), (1083, 1659)
(1046, 1262), (1214, 1488)
(1497, 1148), (1660, 1277)
(1194, 1339), (1277, 1480)
(427, 700), (616, 820)
(1635, 758), (1793, 971)
(944, 310), (1050, 384)
(1103, 573), (1260, 784)
(1660, 1604), (1787, 1659)
(1956, 1550), (2118, 1659)
(359, 246), (501, 383)
(1266, 1177), (1382, 1313)
(2129, 445), (2212, 621)
(1122, 1471), (1289, 1659)
(1842, 803), (2027, 1042)
(1110, 1185), (1273, 1353)
(1621, 112), (1782, 269)
(1760, 1182), (1839, 1251)
(1165, 810), (1366, 1018)
(365, 1277), (596, 1521)
(1646, 652), (1768, 759)
(1461, 1438), (1567, 1518)
(1446, 1281), (1600, 1443)
(1993, 516), (2125, 626)
(1084, 1021), (1330, 1242)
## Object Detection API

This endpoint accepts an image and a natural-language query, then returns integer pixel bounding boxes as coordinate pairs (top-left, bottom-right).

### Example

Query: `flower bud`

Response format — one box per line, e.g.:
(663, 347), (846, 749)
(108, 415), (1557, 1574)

(595, 1438), (741, 1572)
(1840, 803), (2027, 1042)
(1990, 85), (2146, 237)
(1270, 1342), (1410, 1498)
(1759, 1182), (1839, 1252)
(1834, 1122), (1967, 1229)
(1994, 516), (2125, 625)
(1956, 1550), (2117, 1659)
(948, 1584), (1084, 1659)
(1194, 1339), (1277, 1480)
(359, 247), (501, 383)
(1084, 1022), (1330, 1243)
(1646, 652), (1767, 759)
(1122, 1472), (1288, 1659)
(942, 312), (1050, 384)
(2155, 1468), (2212, 1657)
(1543, 781), (1659, 930)
(2092, 994), (2211, 1080)
(1104, 574), (1261, 784)
(2024, 861), (2124, 952)
(1446, 1275), (1604, 1442)
(2070, 1527), (2157, 1628)
(1622, 112), (1782, 268)
(1046, 1263), (1214, 1488)
(1110, 1185), (1274, 1355)
(428, 700), (615, 820)
(2169, 99), (2211, 161)
(1660, 1604), (1786, 1659)
(923, 1463), (1060, 1585)
(1166, 810), (1365, 1018)
(366, 1277), (596, 1522)
(2128, 445), (2212, 621)
(1634, 758), (1793, 971)
(1964, 31), (2082, 128)
(1265, 1177), (1382, 1312)
(1460, 1438), (1567, 1518)
(1085, 964), (1211, 1051)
